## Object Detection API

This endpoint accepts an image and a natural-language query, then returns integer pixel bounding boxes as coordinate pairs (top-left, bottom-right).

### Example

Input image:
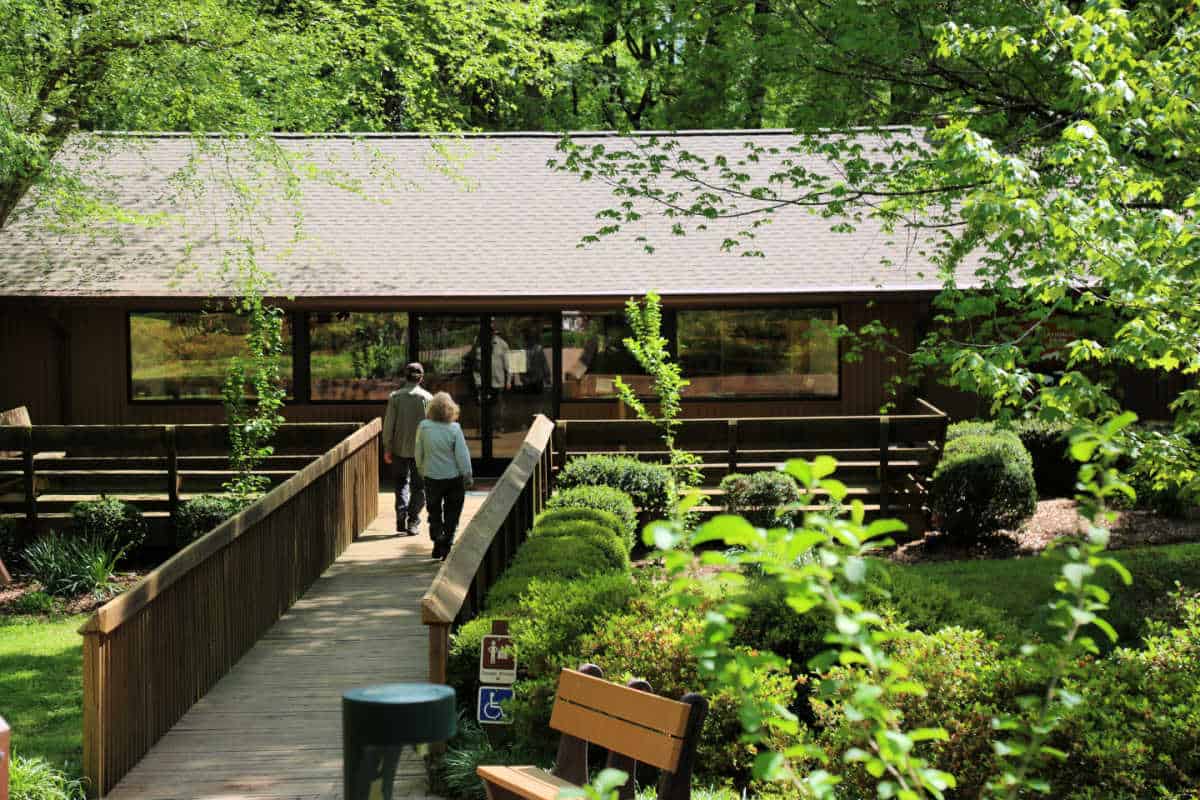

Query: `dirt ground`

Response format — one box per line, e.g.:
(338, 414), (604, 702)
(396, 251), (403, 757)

(892, 499), (1200, 564)
(0, 571), (144, 616)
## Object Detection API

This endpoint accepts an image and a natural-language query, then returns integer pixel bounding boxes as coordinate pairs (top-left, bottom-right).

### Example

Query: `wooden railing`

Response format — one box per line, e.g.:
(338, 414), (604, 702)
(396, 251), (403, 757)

(421, 414), (555, 683)
(78, 418), (381, 797)
(0, 422), (361, 543)
(555, 400), (949, 526)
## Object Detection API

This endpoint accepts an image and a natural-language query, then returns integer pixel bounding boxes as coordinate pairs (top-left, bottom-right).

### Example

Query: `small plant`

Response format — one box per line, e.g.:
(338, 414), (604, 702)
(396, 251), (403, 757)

(544, 486), (638, 546)
(176, 494), (249, 542)
(930, 431), (1037, 539)
(6, 589), (63, 616)
(23, 533), (125, 599)
(70, 496), (147, 552)
(557, 455), (672, 518)
(222, 284), (286, 502)
(720, 471), (802, 528)
(9, 754), (86, 800)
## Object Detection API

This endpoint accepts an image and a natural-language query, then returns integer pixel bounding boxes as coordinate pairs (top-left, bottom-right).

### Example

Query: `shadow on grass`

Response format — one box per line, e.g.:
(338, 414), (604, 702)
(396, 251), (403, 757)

(0, 615), (85, 772)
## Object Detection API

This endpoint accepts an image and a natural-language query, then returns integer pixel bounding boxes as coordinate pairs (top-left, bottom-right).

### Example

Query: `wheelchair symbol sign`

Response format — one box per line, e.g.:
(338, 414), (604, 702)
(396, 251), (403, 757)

(477, 686), (514, 725)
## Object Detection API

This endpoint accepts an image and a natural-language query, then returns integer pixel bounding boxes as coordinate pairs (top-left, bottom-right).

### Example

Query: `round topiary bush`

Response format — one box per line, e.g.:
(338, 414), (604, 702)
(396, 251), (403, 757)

(531, 520), (629, 571)
(176, 494), (249, 543)
(720, 470), (801, 528)
(945, 420), (997, 442)
(533, 507), (626, 546)
(70, 496), (147, 551)
(1013, 418), (1075, 498)
(556, 455), (672, 518)
(544, 485), (638, 546)
(930, 431), (1037, 540)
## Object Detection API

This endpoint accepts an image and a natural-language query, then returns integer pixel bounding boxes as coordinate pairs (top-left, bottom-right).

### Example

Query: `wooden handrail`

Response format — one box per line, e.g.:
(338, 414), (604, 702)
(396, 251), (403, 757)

(421, 414), (555, 683)
(80, 418), (381, 635)
(80, 419), (381, 797)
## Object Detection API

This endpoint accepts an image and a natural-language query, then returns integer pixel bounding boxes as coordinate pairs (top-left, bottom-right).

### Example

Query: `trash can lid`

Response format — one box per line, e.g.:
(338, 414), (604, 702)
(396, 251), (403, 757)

(342, 683), (457, 745)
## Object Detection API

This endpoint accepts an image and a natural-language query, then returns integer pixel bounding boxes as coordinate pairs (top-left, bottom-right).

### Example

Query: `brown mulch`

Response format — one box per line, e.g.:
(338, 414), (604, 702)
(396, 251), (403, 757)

(0, 571), (145, 616)
(891, 499), (1200, 564)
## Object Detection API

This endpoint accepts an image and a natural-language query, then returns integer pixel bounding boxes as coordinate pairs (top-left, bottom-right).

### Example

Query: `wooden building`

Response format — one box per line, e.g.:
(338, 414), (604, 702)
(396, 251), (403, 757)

(3, 129), (1168, 471)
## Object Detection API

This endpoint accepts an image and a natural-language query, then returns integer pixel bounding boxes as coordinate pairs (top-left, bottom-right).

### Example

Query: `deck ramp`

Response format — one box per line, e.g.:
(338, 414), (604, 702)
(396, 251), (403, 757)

(105, 488), (486, 800)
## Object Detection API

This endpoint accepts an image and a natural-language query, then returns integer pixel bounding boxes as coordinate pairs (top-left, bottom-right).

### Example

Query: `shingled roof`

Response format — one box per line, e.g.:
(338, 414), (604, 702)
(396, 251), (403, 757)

(0, 129), (960, 300)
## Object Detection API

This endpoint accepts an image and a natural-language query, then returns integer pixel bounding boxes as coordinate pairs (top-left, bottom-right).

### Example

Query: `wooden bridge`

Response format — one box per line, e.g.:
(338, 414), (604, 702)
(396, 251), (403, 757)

(20, 407), (941, 798)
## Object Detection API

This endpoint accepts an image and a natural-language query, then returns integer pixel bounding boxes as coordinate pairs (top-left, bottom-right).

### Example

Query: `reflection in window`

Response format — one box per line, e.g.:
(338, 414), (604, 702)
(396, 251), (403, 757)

(129, 311), (293, 401)
(677, 308), (838, 397)
(561, 311), (647, 399)
(310, 312), (409, 401)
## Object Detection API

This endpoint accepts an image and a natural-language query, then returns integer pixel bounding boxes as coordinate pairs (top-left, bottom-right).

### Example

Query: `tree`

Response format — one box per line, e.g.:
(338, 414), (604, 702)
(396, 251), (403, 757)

(554, 0), (1200, 499)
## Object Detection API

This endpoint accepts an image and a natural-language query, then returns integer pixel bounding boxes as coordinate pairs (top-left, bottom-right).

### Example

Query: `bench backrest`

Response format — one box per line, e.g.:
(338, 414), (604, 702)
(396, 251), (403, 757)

(549, 668), (693, 772)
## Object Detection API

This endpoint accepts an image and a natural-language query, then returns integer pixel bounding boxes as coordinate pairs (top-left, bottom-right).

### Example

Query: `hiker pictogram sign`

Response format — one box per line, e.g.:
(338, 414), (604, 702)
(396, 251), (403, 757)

(479, 620), (516, 684)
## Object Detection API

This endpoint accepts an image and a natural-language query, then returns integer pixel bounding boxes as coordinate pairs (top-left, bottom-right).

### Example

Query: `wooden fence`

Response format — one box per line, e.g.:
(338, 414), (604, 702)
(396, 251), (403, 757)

(420, 414), (555, 683)
(0, 422), (360, 542)
(78, 418), (381, 797)
(555, 399), (949, 526)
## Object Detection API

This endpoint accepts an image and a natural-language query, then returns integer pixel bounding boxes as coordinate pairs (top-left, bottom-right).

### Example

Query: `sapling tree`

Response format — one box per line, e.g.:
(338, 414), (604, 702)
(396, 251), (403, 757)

(616, 291), (704, 512)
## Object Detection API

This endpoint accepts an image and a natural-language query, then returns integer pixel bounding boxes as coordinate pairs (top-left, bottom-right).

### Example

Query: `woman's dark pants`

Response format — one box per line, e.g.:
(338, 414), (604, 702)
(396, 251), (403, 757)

(425, 477), (466, 551)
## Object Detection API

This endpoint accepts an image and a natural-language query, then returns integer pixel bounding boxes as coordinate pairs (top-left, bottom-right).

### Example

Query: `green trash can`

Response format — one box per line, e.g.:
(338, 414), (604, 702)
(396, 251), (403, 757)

(342, 683), (456, 800)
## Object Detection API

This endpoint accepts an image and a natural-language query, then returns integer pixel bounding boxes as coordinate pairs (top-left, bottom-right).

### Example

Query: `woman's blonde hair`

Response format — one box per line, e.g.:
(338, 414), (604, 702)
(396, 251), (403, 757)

(427, 391), (460, 423)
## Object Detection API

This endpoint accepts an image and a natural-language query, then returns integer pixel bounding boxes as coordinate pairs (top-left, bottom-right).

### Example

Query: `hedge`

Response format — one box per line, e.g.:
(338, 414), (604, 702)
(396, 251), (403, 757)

(556, 455), (672, 517)
(544, 486), (638, 547)
(930, 431), (1037, 539)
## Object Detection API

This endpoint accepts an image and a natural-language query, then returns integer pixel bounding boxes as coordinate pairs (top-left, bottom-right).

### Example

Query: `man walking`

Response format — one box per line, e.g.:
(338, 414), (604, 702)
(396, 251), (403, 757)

(383, 362), (432, 535)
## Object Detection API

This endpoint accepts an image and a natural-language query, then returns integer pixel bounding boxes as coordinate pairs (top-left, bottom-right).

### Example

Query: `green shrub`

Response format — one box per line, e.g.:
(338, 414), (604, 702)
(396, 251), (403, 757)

(5, 589), (63, 616)
(545, 485), (638, 547)
(9, 754), (86, 800)
(1014, 418), (1075, 498)
(531, 520), (629, 571)
(557, 455), (672, 517)
(945, 419), (996, 441)
(720, 471), (801, 528)
(578, 596), (797, 782)
(486, 534), (626, 609)
(808, 626), (1024, 800)
(23, 533), (124, 599)
(176, 494), (249, 542)
(1046, 590), (1200, 799)
(533, 506), (626, 546)
(70, 496), (146, 551)
(930, 431), (1037, 539)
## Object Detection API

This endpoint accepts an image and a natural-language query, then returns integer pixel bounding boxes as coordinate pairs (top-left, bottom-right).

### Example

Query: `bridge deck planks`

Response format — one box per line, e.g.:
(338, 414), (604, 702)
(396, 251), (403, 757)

(104, 488), (487, 800)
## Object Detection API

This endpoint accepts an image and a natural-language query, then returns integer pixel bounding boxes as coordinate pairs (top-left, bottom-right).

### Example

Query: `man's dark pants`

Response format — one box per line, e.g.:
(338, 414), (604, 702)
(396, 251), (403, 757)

(392, 457), (425, 533)
(425, 477), (466, 548)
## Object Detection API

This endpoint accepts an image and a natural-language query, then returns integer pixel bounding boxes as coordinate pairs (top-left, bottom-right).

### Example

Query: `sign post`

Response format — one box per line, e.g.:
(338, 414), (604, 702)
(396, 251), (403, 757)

(477, 621), (516, 725)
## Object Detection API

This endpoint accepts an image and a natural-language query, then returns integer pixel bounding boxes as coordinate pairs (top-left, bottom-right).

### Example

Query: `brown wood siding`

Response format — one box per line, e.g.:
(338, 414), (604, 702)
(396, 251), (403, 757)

(3, 299), (925, 424)
(0, 308), (63, 422)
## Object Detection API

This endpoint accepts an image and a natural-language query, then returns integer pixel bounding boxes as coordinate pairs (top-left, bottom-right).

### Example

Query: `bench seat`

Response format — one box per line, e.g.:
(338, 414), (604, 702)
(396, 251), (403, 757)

(477, 766), (576, 800)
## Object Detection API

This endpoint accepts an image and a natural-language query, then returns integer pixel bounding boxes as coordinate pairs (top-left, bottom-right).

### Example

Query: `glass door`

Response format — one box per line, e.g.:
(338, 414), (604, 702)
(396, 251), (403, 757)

(488, 315), (557, 460)
(415, 315), (483, 458)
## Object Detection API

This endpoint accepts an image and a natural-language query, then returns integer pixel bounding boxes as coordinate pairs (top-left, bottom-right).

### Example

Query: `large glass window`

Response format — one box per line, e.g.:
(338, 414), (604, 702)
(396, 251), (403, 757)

(677, 308), (839, 398)
(129, 311), (293, 401)
(561, 311), (647, 399)
(309, 312), (410, 401)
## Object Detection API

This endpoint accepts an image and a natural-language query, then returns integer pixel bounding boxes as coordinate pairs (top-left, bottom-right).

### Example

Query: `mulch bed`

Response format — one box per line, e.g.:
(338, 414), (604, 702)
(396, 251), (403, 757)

(892, 499), (1200, 564)
(0, 572), (145, 616)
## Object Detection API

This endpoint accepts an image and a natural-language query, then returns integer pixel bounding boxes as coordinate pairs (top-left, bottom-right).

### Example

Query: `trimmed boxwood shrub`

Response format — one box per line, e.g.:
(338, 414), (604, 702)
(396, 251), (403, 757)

(71, 495), (146, 551)
(930, 431), (1037, 539)
(176, 494), (249, 542)
(486, 534), (627, 609)
(544, 486), (638, 546)
(533, 507), (625, 545)
(557, 455), (672, 517)
(945, 420), (996, 441)
(1014, 418), (1075, 498)
(720, 471), (801, 528)
(531, 521), (629, 571)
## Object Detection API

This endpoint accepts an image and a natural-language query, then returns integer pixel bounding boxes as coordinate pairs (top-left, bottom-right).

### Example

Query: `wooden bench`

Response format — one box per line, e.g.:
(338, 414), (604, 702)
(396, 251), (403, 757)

(478, 665), (708, 800)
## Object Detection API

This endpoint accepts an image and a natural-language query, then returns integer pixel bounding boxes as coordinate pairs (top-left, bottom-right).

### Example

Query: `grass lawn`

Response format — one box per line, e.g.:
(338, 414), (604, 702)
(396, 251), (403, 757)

(880, 540), (1200, 648)
(0, 615), (85, 771)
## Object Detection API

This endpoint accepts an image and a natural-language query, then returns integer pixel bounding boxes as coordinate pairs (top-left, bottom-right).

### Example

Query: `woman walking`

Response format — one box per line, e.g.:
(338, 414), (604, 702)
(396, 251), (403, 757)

(414, 392), (474, 560)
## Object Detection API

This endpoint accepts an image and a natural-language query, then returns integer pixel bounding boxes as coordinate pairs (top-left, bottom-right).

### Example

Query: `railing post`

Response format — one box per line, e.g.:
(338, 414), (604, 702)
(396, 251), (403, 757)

(879, 416), (891, 517)
(727, 419), (738, 474)
(428, 623), (450, 683)
(82, 631), (106, 798)
(166, 425), (179, 545)
(22, 426), (35, 535)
